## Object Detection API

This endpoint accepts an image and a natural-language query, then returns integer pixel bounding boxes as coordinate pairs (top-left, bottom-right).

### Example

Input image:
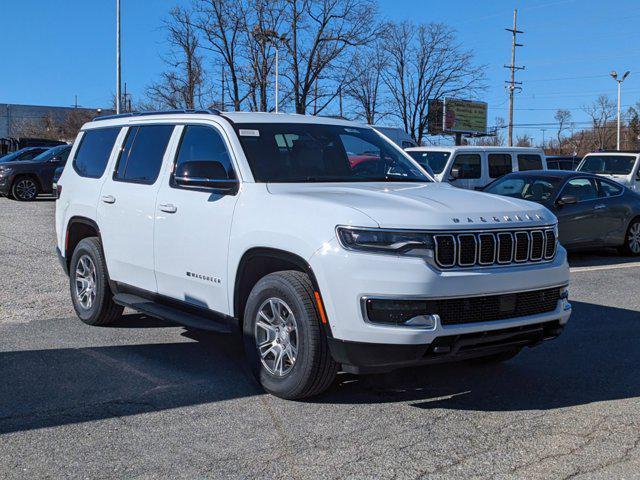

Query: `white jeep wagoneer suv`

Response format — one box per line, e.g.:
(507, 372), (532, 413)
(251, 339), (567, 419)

(55, 110), (571, 399)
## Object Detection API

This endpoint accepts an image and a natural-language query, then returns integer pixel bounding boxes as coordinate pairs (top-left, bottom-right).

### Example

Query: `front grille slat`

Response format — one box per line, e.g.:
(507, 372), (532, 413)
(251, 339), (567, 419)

(434, 227), (557, 268)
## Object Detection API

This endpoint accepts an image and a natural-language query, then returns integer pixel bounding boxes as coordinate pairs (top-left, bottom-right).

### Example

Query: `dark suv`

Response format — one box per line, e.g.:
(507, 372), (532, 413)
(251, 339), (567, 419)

(0, 145), (71, 201)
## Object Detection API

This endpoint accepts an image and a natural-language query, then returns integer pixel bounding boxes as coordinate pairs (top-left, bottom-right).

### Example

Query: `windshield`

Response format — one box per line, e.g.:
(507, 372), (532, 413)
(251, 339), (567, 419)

(0, 148), (45, 163)
(484, 175), (562, 202)
(234, 123), (430, 183)
(406, 150), (450, 174)
(578, 155), (636, 175)
(32, 145), (68, 161)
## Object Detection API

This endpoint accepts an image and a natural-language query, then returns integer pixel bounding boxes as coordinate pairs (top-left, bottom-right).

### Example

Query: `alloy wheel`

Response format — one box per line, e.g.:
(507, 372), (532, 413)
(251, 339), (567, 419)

(15, 179), (37, 200)
(75, 255), (97, 310)
(254, 297), (299, 377)
(629, 222), (640, 254)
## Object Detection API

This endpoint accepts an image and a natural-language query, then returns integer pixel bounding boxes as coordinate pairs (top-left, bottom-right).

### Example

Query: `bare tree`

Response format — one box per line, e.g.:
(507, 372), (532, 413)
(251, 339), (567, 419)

(554, 109), (572, 150)
(383, 22), (486, 144)
(242, 0), (288, 112)
(195, 0), (248, 110)
(284, 0), (376, 114)
(583, 95), (616, 150)
(343, 40), (388, 123)
(515, 133), (533, 147)
(147, 7), (206, 109)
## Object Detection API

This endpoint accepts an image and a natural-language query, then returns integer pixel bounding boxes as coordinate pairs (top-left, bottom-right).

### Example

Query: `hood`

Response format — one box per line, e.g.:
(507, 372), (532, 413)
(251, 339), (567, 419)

(0, 159), (43, 169)
(266, 182), (555, 230)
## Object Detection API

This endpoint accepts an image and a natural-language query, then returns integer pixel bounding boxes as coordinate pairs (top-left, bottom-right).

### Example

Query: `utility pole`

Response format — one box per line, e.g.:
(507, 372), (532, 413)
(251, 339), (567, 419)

(116, 0), (122, 114)
(541, 128), (546, 148)
(504, 9), (524, 147)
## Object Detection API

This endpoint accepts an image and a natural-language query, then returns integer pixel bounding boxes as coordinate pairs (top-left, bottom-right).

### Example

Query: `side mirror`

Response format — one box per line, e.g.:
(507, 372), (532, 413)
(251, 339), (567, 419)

(174, 160), (239, 194)
(449, 166), (460, 181)
(557, 194), (578, 206)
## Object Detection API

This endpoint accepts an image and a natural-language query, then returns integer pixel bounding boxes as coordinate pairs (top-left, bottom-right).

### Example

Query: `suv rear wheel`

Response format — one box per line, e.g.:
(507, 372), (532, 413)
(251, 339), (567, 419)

(243, 271), (338, 399)
(12, 176), (39, 201)
(69, 237), (123, 326)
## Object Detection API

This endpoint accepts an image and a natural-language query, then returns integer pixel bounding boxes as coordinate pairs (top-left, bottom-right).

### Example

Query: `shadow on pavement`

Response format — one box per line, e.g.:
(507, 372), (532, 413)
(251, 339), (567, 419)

(567, 249), (638, 268)
(1, 300), (638, 434)
(320, 300), (640, 410)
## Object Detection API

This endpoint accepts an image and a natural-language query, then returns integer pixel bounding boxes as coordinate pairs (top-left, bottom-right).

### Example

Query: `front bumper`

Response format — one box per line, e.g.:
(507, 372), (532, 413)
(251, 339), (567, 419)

(310, 238), (571, 347)
(0, 176), (10, 196)
(329, 319), (565, 373)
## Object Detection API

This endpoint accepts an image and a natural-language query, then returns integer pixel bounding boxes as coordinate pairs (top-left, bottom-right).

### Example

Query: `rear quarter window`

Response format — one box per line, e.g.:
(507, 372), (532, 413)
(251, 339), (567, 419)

(73, 127), (121, 179)
(517, 154), (543, 171)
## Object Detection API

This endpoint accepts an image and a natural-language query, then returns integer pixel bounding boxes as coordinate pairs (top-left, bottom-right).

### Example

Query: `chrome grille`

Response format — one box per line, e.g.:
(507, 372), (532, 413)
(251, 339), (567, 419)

(434, 227), (556, 269)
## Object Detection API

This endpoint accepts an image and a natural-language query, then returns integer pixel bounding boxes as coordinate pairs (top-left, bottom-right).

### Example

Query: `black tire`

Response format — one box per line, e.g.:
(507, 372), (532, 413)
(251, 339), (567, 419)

(11, 176), (39, 201)
(69, 237), (123, 326)
(472, 348), (521, 364)
(243, 271), (338, 400)
(618, 218), (640, 256)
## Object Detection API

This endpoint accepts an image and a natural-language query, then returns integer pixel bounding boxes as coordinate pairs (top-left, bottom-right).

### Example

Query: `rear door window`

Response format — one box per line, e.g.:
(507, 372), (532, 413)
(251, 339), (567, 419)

(73, 128), (122, 178)
(114, 125), (174, 184)
(517, 154), (543, 171)
(488, 153), (513, 178)
(598, 179), (624, 197)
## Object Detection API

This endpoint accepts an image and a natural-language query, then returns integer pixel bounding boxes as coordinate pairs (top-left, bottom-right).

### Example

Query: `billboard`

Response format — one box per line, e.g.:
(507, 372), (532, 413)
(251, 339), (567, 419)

(427, 98), (488, 135)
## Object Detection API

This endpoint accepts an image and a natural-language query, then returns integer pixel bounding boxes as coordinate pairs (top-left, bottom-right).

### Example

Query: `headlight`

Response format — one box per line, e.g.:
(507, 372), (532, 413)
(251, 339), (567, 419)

(0, 167), (13, 177)
(336, 226), (434, 258)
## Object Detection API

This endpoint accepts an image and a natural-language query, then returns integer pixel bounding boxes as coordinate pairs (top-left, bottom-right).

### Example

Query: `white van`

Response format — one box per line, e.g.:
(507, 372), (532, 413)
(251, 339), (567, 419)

(372, 126), (418, 149)
(577, 151), (640, 192)
(405, 146), (547, 190)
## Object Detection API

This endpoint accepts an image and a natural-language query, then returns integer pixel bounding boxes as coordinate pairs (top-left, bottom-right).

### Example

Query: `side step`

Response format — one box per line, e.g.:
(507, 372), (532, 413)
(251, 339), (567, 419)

(113, 293), (232, 333)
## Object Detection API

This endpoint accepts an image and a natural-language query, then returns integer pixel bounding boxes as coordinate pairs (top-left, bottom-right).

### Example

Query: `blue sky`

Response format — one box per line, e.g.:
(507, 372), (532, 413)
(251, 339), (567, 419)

(2, 0), (640, 142)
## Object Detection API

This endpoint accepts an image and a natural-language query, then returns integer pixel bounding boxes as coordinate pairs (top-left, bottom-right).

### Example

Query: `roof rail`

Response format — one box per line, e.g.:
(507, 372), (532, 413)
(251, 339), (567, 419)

(92, 109), (221, 122)
(596, 149), (640, 154)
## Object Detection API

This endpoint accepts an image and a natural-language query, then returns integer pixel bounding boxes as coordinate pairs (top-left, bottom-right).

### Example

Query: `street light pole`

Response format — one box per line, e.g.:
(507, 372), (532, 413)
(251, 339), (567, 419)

(116, 0), (121, 114)
(611, 70), (630, 150)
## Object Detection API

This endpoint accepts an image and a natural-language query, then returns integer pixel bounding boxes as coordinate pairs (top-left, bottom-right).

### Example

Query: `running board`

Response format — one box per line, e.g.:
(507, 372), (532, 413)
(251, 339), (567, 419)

(113, 293), (233, 333)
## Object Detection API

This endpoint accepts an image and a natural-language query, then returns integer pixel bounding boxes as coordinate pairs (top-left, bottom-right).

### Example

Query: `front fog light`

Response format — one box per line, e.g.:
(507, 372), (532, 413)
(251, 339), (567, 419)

(560, 288), (571, 311)
(365, 299), (438, 328)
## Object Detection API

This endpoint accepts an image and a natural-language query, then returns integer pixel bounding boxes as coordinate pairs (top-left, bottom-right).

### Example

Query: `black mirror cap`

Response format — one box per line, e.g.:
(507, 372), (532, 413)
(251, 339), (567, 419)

(174, 160), (239, 193)
(449, 167), (460, 180)
(557, 194), (578, 206)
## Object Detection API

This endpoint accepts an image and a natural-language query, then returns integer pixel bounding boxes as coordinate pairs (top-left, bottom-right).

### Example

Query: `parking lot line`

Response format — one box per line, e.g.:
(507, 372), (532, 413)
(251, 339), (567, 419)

(570, 262), (640, 273)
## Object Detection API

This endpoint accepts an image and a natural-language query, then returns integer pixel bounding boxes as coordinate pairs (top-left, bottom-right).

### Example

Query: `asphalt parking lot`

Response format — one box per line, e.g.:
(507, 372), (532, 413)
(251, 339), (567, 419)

(1, 197), (640, 479)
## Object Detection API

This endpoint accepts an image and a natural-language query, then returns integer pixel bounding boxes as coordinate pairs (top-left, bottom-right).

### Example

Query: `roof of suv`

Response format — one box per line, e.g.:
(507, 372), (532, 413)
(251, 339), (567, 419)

(405, 146), (543, 153)
(90, 110), (366, 128)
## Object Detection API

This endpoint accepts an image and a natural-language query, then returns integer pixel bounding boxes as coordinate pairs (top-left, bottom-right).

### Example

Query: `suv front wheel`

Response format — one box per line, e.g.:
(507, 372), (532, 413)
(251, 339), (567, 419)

(12, 176), (39, 201)
(69, 237), (123, 326)
(243, 271), (338, 400)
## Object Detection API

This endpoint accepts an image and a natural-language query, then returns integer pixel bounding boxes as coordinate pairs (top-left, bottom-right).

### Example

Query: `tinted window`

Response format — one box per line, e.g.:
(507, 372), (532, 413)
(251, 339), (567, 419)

(562, 178), (598, 202)
(578, 155), (636, 175)
(115, 125), (174, 184)
(234, 123), (429, 183)
(406, 151), (450, 174)
(485, 176), (561, 202)
(598, 179), (623, 197)
(517, 154), (543, 171)
(488, 153), (512, 178)
(73, 128), (121, 178)
(173, 125), (235, 183)
(452, 154), (481, 179)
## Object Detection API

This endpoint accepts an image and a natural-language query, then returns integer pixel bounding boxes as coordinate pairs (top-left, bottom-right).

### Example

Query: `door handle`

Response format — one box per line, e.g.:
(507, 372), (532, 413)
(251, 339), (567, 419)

(159, 203), (177, 214)
(594, 204), (607, 210)
(101, 195), (116, 204)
